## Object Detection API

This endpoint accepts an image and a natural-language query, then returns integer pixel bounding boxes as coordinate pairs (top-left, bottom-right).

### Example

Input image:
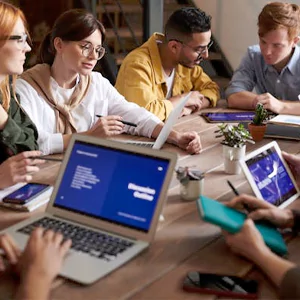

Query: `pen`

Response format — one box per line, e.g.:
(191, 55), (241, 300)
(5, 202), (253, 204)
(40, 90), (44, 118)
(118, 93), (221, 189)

(96, 115), (137, 127)
(227, 180), (251, 212)
(28, 156), (63, 162)
(227, 180), (239, 196)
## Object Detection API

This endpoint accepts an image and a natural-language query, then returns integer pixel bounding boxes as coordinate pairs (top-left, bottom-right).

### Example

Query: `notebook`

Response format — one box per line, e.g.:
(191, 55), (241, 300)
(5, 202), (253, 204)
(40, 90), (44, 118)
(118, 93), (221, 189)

(197, 196), (287, 256)
(125, 92), (192, 149)
(239, 122), (300, 141)
(0, 183), (53, 212)
(1, 134), (177, 284)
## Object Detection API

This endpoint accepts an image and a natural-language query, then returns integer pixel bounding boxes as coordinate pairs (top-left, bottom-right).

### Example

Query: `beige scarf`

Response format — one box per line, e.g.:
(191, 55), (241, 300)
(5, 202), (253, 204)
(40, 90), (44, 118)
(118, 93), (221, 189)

(21, 63), (91, 134)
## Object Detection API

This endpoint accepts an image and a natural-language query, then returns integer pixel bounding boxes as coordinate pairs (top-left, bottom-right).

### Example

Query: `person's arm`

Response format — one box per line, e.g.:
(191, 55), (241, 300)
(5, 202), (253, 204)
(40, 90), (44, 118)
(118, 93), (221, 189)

(189, 65), (220, 108)
(226, 48), (258, 109)
(15, 228), (71, 300)
(224, 219), (296, 288)
(0, 93), (38, 156)
(115, 58), (173, 121)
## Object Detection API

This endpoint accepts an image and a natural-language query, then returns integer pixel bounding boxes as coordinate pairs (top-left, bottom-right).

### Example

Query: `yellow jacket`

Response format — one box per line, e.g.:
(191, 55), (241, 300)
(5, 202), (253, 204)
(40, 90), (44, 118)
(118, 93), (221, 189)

(115, 33), (220, 121)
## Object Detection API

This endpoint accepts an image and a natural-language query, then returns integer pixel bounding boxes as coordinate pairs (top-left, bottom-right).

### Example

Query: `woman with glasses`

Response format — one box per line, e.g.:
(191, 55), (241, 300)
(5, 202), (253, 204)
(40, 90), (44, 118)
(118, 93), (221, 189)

(0, 1), (44, 188)
(16, 9), (201, 155)
(0, 3), (71, 300)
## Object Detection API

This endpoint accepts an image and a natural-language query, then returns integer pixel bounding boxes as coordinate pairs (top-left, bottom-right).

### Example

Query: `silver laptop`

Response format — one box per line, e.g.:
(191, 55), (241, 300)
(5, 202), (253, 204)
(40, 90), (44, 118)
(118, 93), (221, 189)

(2, 134), (177, 284)
(126, 92), (192, 149)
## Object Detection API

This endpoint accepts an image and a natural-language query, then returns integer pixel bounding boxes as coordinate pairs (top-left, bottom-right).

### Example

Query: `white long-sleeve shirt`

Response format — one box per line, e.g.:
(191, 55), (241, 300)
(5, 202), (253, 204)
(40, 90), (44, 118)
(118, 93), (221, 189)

(16, 71), (161, 155)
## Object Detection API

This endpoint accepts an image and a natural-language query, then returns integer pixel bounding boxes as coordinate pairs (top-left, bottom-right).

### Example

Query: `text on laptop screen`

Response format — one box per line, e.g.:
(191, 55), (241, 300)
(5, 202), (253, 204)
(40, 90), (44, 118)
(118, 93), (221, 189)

(53, 141), (170, 232)
(245, 146), (297, 206)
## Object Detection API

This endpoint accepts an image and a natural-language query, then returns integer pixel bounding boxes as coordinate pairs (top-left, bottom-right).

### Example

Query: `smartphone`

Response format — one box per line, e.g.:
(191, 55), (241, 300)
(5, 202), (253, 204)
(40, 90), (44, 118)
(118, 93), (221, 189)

(3, 183), (51, 205)
(183, 271), (258, 299)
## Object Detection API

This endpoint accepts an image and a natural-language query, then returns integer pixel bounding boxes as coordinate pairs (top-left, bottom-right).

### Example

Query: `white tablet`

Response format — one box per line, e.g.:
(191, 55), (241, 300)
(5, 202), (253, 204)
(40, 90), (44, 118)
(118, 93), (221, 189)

(240, 141), (300, 208)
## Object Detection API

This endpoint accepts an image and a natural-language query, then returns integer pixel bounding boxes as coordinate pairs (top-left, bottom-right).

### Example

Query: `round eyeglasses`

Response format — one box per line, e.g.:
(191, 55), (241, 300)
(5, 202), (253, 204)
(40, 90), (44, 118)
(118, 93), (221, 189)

(170, 39), (214, 61)
(81, 43), (106, 60)
(8, 33), (29, 49)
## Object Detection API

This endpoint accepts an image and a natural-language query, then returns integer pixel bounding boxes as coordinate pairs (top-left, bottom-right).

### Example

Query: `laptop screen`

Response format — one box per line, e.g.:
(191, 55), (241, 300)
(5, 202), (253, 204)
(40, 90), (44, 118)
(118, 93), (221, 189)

(245, 146), (297, 206)
(53, 141), (170, 232)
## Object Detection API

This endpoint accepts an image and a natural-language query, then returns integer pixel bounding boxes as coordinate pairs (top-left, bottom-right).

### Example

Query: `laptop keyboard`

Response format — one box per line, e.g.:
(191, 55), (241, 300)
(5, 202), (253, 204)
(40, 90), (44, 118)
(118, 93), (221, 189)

(126, 141), (154, 148)
(18, 217), (134, 261)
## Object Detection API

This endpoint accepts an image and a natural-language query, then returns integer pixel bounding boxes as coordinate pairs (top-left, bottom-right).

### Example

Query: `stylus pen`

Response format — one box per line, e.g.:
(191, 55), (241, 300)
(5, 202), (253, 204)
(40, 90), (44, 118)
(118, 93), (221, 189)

(28, 156), (63, 162)
(227, 180), (239, 196)
(96, 115), (137, 127)
(227, 180), (251, 213)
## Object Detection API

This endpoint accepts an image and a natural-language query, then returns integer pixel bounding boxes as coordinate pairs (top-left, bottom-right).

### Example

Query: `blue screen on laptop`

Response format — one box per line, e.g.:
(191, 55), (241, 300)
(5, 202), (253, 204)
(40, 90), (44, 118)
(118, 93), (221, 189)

(245, 146), (297, 206)
(54, 141), (170, 232)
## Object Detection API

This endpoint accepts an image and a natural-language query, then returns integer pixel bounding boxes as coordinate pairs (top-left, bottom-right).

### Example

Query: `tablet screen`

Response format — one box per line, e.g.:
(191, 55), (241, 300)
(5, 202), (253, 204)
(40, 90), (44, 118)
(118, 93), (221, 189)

(201, 112), (255, 123)
(245, 146), (297, 206)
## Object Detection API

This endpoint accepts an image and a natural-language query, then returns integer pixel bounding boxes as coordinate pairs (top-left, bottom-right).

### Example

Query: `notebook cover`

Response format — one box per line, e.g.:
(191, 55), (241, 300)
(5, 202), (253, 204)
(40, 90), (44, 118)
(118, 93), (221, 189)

(197, 196), (287, 255)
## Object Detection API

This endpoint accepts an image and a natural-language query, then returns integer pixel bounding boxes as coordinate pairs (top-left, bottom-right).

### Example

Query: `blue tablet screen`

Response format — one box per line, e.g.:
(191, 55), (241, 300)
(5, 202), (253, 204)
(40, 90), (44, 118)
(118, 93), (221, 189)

(245, 146), (297, 206)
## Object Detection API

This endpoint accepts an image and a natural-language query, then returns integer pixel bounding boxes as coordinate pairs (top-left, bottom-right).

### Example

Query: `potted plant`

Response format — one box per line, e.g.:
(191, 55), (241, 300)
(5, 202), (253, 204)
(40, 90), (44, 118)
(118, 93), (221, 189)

(215, 123), (254, 174)
(248, 104), (269, 142)
(176, 167), (205, 201)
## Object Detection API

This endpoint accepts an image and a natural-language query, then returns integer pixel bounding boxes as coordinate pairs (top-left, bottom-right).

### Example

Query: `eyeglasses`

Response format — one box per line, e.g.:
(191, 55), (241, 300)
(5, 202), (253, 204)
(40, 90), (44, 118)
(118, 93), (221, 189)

(80, 42), (106, 60)
(8, 33), (29, 49)
(171, 39), (213, 61)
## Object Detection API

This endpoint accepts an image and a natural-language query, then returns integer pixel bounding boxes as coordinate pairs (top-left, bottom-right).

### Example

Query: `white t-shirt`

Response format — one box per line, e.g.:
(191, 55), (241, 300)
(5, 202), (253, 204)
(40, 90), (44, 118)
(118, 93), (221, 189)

(164, 68), (175, 99)
(16, 71), (161, 154)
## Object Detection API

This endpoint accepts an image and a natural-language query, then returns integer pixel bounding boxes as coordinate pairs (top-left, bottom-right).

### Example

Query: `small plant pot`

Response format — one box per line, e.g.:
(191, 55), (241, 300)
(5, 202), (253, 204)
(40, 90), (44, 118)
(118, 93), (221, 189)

(248, 123), (267, 142)
(180, 178), (204, 201)
(223, 145), (246, 175)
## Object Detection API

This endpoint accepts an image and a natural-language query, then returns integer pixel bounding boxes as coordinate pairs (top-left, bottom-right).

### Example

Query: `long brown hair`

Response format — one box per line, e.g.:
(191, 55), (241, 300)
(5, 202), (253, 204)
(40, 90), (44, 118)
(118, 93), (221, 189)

(0, 1), (28, 111)
(38, 9), (105, 65)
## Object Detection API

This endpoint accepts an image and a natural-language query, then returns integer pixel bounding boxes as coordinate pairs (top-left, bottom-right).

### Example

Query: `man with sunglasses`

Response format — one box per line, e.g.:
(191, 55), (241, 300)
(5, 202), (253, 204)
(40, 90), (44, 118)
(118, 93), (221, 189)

(115, 7), (220, 121)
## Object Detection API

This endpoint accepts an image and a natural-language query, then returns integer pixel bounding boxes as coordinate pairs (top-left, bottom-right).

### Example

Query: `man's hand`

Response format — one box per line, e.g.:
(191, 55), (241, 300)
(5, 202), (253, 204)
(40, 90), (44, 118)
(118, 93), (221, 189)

(88, 115), (125, 137)
(0, 151), (44, 189)
(185, 91), (206, 112)
(255, 93), (284, 113)
(226, 194), (294, 228)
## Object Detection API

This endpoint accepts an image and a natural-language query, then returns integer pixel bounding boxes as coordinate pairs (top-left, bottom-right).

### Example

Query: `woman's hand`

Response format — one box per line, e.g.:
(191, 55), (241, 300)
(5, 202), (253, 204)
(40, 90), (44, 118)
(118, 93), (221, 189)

(88, 115), (125, 137)
(0, 151), (44, 189)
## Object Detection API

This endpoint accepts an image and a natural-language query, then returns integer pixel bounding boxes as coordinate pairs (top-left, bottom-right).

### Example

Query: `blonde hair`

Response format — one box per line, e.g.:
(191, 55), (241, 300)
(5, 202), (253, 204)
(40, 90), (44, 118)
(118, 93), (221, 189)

(258, 2), (300, 41)
(0, 1), (28, 111)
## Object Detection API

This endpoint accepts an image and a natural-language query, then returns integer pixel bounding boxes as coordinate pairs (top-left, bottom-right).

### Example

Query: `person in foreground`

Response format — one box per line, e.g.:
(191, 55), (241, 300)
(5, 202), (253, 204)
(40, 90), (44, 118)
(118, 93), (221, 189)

(0, 228), (71, 300)
(226, 2), (300, 116)
(223, 152), (300, 299)
(115, 7), (220, 121)
(16, 9), (201, 155)
(0, 2), (44, 188)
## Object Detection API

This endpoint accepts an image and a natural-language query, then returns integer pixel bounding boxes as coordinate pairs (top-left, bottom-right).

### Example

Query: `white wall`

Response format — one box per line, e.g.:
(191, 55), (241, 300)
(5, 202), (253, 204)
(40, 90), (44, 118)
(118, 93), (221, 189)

(194, 0), (300, 70)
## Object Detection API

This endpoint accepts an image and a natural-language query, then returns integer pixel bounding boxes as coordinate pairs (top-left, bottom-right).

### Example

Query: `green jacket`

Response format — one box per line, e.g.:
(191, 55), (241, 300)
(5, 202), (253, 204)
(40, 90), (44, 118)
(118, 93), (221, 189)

(0, 90), (38, 163)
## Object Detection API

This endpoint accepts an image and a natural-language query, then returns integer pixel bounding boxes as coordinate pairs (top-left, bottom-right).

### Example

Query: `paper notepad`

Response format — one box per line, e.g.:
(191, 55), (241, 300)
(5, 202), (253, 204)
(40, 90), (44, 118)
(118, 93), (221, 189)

(197, 196), (287, 255)
(268, 115), (300, 127)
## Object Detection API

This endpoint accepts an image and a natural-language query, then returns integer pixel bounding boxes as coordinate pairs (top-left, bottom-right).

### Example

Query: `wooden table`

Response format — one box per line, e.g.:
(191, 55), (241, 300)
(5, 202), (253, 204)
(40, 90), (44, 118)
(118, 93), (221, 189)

(0, 102), (299, 300)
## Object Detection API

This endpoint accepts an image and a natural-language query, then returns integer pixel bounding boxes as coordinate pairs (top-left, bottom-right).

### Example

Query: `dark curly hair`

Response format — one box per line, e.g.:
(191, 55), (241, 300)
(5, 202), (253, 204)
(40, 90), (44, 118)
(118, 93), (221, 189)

(165, 7), (211, 42)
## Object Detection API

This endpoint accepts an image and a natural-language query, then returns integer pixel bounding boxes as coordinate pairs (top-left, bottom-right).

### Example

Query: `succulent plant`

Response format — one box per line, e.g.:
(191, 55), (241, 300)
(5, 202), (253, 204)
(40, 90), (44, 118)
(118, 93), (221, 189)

(215, 123), (254, 148)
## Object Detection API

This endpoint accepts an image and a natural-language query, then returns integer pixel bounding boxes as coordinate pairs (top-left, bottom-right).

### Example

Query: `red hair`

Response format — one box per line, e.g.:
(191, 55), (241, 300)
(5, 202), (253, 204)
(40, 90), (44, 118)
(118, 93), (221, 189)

(0, 1), (28, 111)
